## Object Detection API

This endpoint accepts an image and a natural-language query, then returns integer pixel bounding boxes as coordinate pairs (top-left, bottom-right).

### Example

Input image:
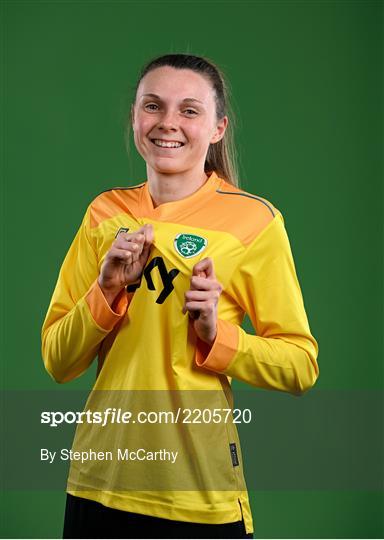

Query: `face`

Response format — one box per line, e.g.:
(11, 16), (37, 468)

(131, 66), (228, 176)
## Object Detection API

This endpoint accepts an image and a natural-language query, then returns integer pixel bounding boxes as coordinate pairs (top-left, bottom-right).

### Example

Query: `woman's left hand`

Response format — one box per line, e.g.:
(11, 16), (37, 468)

(183, 258), (223, 347)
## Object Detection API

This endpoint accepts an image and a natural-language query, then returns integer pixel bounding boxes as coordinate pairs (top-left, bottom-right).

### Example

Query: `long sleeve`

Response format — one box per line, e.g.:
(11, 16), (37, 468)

(41, 206), (130, 383)
(195, 213), (319, 396)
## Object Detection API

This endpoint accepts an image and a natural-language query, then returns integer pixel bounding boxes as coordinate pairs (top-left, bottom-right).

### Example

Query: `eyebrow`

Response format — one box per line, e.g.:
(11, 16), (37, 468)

(140, 93), (204, 105)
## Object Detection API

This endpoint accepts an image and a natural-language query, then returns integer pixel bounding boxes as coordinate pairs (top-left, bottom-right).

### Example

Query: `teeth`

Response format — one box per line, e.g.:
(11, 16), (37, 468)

(152, 139), (183, 148)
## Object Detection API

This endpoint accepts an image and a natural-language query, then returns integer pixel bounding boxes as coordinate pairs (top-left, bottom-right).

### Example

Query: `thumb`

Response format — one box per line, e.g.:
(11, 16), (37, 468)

(192, 257), (214, 279)
(142, 224), (154, 246)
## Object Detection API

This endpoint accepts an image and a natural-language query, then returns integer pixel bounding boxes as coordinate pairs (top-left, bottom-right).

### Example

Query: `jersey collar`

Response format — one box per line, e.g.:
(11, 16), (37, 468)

(139, 170), (222, 220)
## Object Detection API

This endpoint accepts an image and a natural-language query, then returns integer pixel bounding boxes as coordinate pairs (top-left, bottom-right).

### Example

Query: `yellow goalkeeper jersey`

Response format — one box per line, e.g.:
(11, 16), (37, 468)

(41, 170), (319, 535)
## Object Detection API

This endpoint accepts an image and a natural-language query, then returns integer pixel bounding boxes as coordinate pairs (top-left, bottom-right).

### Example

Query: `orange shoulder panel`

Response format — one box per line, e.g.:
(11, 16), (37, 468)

(89, 184), (145, 229)
(180, 179), (280, 246)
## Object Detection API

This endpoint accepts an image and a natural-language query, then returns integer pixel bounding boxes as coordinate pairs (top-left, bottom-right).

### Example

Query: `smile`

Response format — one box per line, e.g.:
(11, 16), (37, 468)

(151, 139), (184, 148)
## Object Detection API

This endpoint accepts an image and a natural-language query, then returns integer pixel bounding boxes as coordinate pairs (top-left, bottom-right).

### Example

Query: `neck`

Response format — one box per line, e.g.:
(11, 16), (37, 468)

(146, 166), (209, 208)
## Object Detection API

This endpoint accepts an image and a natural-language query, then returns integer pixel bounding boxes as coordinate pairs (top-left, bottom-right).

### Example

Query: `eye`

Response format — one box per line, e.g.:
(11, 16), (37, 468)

(144, 103), (159, 112)
(184, 108), (198, 116)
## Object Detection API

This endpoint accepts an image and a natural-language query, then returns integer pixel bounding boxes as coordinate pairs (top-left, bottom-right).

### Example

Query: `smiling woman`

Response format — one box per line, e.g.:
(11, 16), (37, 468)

(131, 66), (227, 183)
(41, 53), (319, 539)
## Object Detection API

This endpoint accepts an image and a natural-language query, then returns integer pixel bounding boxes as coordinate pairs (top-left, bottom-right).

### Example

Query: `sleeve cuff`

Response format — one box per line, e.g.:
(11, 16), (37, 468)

(85, 280), (130, 331)
(195, 319), (239, 373)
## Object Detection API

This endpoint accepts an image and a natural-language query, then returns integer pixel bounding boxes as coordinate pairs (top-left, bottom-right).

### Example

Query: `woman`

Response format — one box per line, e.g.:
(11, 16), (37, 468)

(42, 53), (319, 539)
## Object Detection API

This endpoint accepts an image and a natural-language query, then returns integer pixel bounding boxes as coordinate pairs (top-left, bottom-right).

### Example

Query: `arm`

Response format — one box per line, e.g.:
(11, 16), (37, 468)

(41, 207), (130, 384)
(195, 213), (319, 396)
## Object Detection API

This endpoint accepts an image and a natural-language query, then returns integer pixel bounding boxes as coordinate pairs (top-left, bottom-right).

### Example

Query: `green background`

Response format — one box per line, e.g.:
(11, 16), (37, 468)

(1, 0), (383, 538)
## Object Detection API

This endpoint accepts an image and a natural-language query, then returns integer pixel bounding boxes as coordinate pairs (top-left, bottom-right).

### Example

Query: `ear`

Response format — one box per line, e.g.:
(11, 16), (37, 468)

(210, 116), (228, 144)
(131, 104), (135, 130)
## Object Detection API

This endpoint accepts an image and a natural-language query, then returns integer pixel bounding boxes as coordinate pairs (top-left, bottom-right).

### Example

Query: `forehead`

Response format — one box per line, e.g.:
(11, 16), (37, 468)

(136, 66), (214, 103)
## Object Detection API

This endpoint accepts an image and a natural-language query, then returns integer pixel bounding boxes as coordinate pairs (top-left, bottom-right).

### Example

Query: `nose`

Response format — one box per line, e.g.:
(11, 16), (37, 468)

(158, 109), (178, 131)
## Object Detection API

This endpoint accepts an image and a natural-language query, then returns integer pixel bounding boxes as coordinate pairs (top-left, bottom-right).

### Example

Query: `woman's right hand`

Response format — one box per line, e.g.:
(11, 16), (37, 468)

(98, 224), (154, 306)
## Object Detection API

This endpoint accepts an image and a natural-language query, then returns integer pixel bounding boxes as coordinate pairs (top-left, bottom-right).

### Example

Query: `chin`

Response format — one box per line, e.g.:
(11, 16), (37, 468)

(151, 161), (186, 175)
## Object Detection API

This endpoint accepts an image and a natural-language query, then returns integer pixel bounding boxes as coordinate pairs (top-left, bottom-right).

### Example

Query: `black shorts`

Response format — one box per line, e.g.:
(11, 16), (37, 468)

(63, 493), (254, 539)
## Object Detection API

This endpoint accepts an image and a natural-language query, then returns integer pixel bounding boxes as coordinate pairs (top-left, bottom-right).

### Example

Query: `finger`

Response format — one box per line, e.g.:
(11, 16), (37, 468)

(135, 223), (153, 240)
(114, 235), (144, 252)
(184, 300), (215, 318)
(116, 227), (146, 245)
(125, 232), (145, 244)
(182, 303), (200, 319)
(113, 238), (143, 258)
(192, 257), (215, 279)
(137, 223), (151, 234)
(190, 276), (222, 292)
(183, 291), (220, 320)
(113, 242), (141, 260)
(116, 229), (141, 241)
(106, 247), (135, 264)
(182, 308), (200, 319)
(185, 290), (219, 302)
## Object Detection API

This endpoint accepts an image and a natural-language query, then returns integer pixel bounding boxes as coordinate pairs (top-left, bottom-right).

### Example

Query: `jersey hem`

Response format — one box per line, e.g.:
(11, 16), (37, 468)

(66, 488), (254, 534)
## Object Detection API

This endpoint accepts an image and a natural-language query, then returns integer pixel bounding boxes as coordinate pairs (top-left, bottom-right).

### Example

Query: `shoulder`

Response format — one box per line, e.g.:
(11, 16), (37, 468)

(213, 177), (282, 246)
(87, 182), (145, 229)
(216, 180), (278, 215)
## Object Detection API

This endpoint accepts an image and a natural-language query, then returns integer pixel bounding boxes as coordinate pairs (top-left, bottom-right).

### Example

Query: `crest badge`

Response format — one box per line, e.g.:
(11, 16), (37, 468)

(174, 233), (208, 259)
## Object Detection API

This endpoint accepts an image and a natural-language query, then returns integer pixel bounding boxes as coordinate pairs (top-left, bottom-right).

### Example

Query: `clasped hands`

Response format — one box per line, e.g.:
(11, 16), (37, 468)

(98, 225), (222, 346)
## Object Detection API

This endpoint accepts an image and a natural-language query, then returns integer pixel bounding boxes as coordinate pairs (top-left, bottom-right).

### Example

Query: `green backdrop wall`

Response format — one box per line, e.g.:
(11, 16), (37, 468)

(1, 0), (383, 538)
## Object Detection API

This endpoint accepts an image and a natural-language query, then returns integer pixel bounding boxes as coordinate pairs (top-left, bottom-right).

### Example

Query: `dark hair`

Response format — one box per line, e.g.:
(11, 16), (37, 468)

(125, 53), (239, 187)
